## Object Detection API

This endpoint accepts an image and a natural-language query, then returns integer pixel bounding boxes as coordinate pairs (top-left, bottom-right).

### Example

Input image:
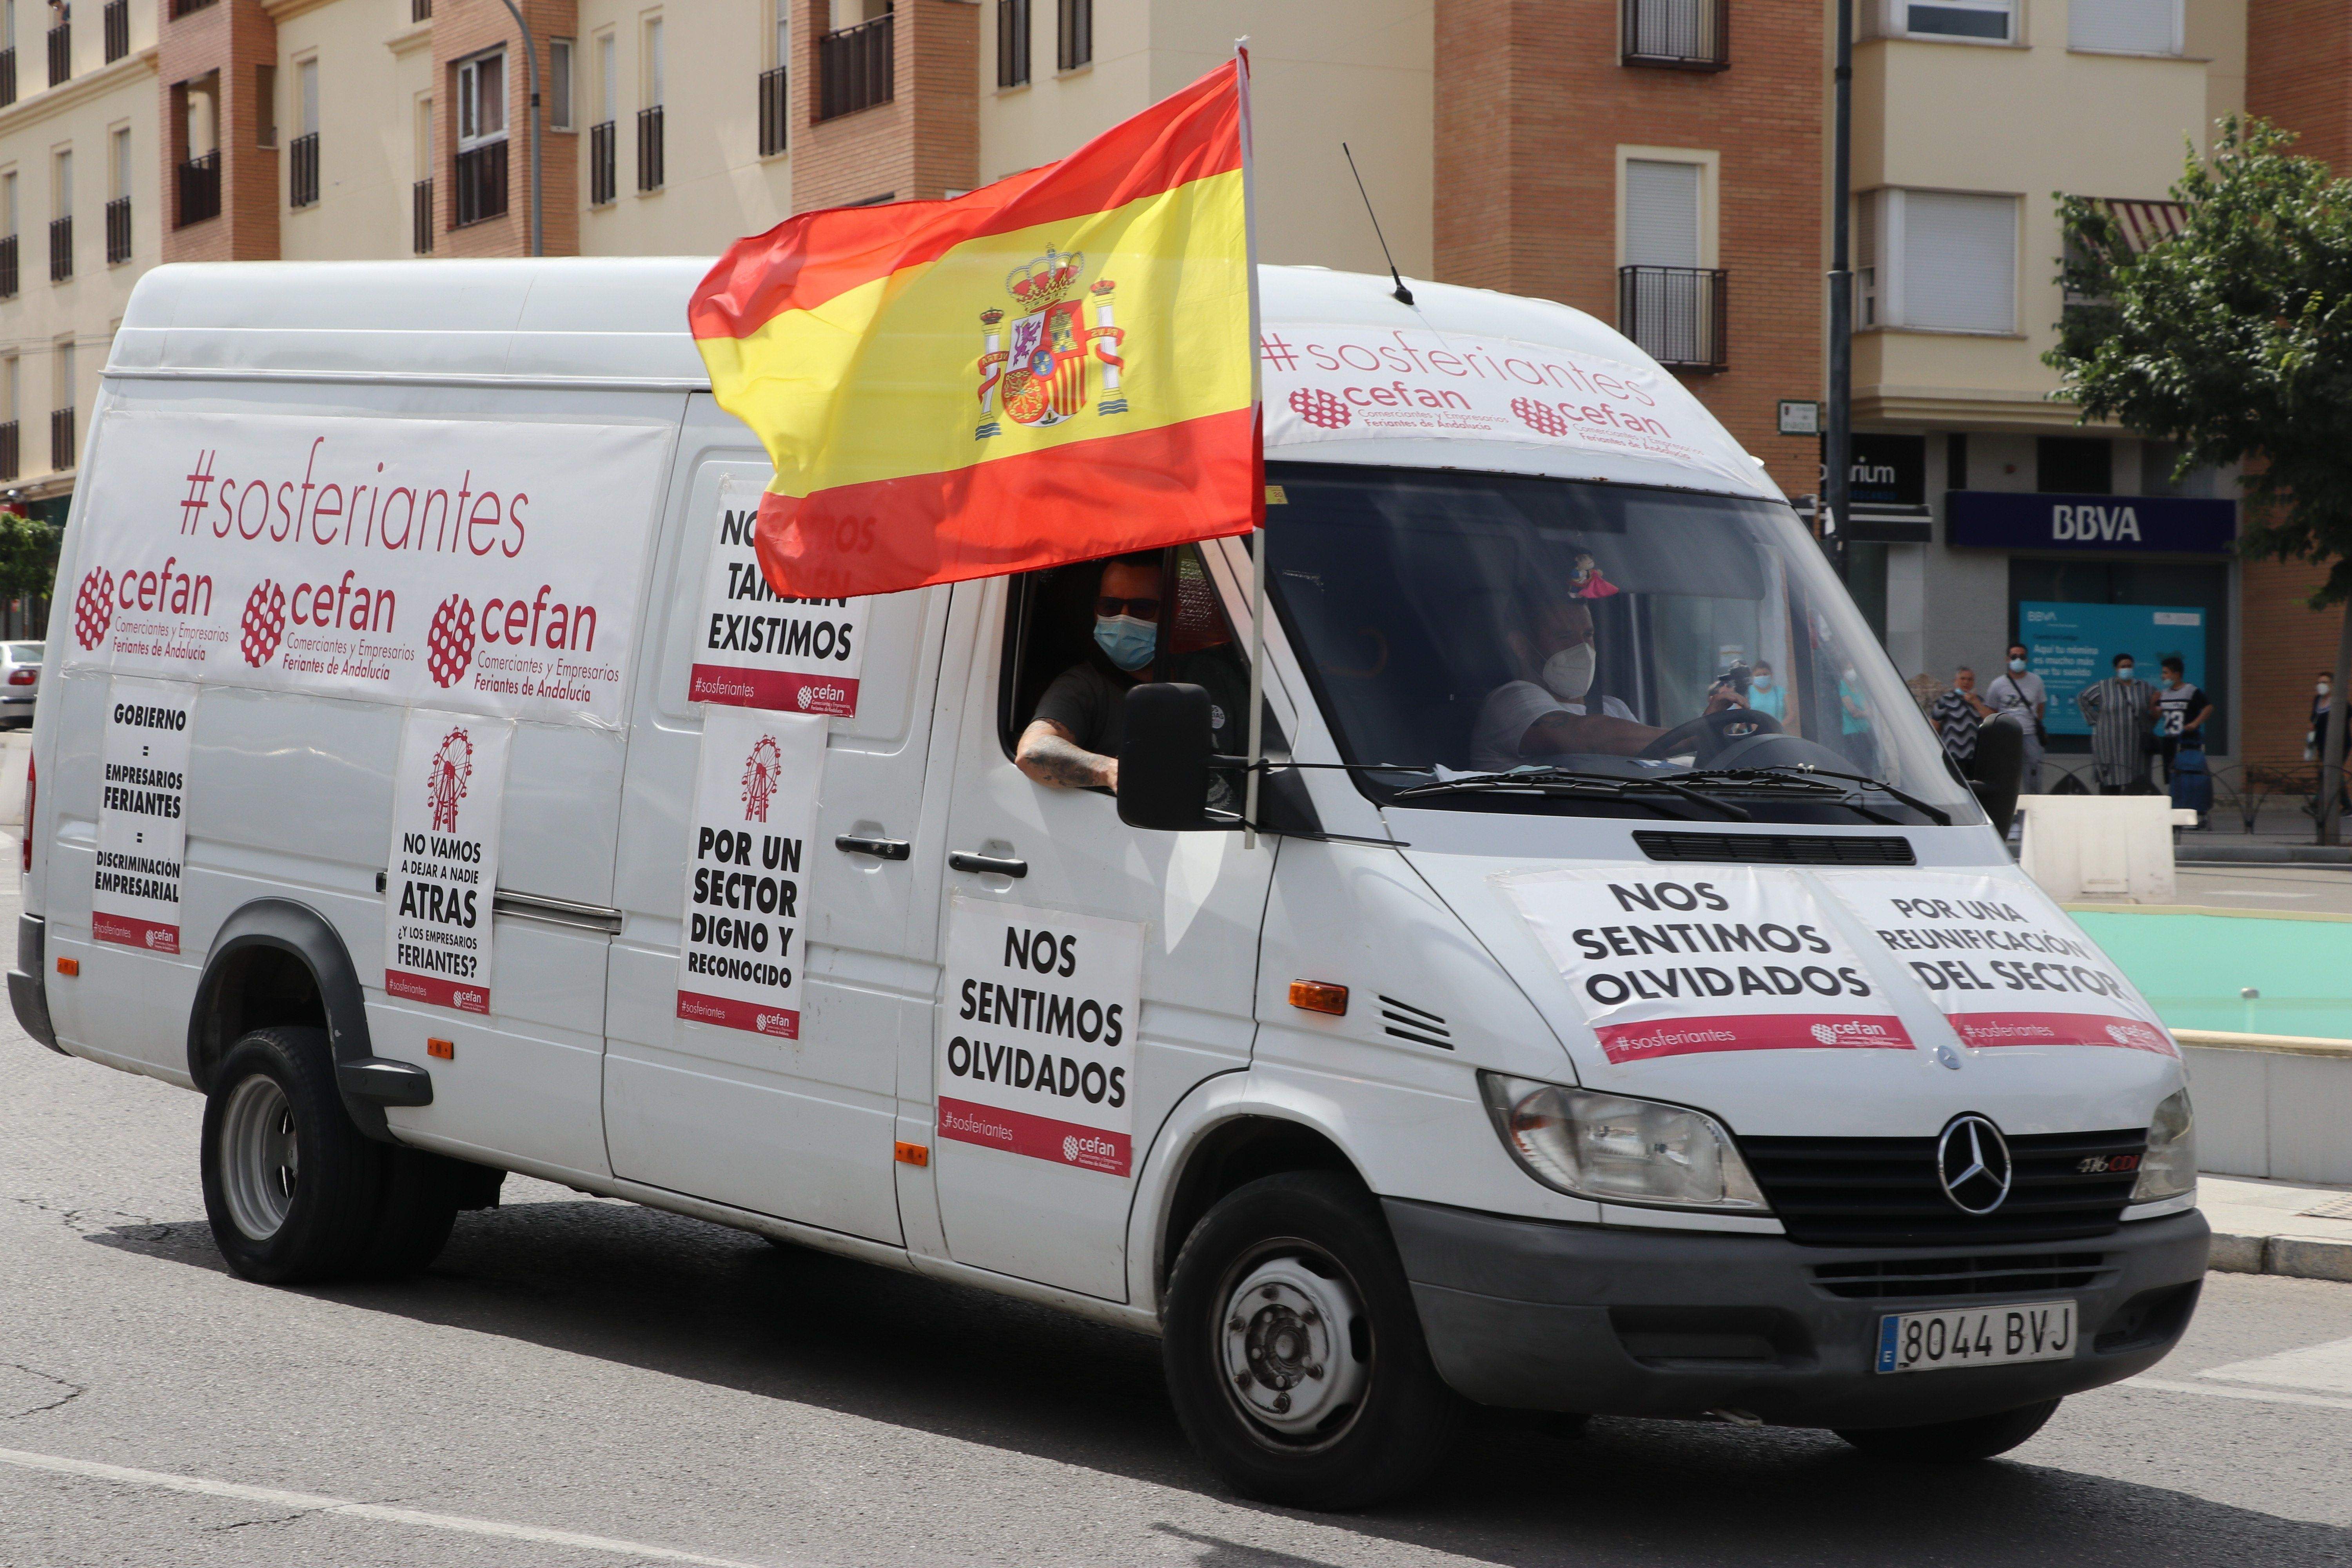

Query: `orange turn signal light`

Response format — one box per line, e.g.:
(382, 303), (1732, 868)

(54, 956), (78, 977)
(426, 1037), (455, 1060)
(894, 1141), (929, 1167)
(1289, 980), (1348, 1016)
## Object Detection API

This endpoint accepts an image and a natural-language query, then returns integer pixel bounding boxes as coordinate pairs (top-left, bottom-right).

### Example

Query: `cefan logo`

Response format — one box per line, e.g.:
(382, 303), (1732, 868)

(427, 594), (478, 689)
(1810, 1023), (1840, 1046)
(1060, 1132), (1116, 1163)
(796, 686), (813, 711)
(239, 579), (289, 666)
(1287, 386), (1352, 430)
(1811, 1019), (1898, 1045)
(741, 734), (783, 823)
(425, 726), (474, 833)
(73, 568), (116, 650)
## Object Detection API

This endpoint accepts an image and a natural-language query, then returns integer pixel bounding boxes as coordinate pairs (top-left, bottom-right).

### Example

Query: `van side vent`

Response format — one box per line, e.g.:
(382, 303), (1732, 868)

(1377, 994), (1452, 1050)
(1634, 831), (1915, 867)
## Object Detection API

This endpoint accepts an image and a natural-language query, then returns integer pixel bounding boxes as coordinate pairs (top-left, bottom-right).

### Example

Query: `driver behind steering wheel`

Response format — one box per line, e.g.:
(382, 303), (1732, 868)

(1468, 588), (1747, 771)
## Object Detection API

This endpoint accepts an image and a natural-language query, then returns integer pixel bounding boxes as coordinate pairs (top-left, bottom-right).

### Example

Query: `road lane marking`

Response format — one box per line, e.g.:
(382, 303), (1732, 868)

(0, 1445), (786, 1567)
(2194, 1334), (2352, 1395)
(2121, 1377), (2352, 1413)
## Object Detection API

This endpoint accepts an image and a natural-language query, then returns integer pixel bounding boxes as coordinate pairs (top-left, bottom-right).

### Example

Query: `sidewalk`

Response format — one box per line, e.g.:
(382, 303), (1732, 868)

(2200, 1173), (2352, 1282)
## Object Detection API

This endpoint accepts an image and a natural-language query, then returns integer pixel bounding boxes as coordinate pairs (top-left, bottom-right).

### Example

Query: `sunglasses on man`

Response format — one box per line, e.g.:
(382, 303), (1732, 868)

(1096, 595), (1162, 621)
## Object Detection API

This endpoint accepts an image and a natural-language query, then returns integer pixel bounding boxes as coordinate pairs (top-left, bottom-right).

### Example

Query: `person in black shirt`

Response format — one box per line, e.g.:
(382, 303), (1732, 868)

(2154, 655), (2210, 786)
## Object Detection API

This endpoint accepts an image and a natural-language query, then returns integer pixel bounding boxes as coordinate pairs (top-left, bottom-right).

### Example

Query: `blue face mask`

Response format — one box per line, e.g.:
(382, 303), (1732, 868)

(1753, 675), (1774, 691)
(1095, 614), (1158, 672)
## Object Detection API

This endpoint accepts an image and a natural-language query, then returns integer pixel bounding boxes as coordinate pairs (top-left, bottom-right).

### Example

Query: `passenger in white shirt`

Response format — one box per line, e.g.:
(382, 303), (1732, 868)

(1469, 596), (1737, 771)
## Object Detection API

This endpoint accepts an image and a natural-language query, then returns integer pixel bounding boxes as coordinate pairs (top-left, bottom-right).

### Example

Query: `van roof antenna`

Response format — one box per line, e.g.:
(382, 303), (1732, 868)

(1342, 143), (1414, 307)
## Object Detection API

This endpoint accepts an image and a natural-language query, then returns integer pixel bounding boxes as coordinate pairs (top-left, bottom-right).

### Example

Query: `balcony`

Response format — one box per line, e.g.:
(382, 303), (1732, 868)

(169, 0), (218, 16)
(0, 423), (17, 483)
(412, 178), (433, 254)
(588, 120), (615, 206)
(1621, 0), (1729, 71)
(45, 21), (67, 88)
(1618, 265), (1727, 372)
(636, 105), (663, 191)
(105, 196), (130, 264)
(0, 48), (15, 109)
(47, 216), (69, 283)
(289, 131), (319, 208)
(0, 235), (16, 299)
(453, 139), (507, 227)
(103, 0), (127, 63)
(176, 151), (220, 227)
(758, 65), (787, 157)
(818, 12), (892, 121)
(50, 407), (74, 472)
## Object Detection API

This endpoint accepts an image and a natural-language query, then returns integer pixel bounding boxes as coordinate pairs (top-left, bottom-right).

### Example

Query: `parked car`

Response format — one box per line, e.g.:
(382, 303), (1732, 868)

(0, 640), (41, 726)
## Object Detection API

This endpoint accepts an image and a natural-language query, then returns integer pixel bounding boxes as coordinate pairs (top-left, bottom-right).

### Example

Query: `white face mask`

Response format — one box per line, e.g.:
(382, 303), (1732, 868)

(1540, 642), (1595, 702)
(2322, 682), (2334, 697)
(2009, 658), (2026, 673)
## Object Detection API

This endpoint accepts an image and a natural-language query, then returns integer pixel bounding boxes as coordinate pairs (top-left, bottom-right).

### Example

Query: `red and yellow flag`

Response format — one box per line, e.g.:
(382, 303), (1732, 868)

(690, 56), (1258, 602)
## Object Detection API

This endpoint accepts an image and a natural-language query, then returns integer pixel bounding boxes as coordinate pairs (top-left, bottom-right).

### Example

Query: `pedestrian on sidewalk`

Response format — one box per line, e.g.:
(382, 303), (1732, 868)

(1929, 667), (1994, 768)
(1986, 644), (2047, 793)
(2078, 652), (2158, 794)
(2306, 669), (2333, 761)
(2154, 655), (2210, 788)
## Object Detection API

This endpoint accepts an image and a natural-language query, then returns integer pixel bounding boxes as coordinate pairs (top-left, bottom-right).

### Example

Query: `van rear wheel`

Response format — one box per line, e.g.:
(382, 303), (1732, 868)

(201, 1028), (384, 1284)
(1835, 1397), (2060, 1462)
(1162, 1171), (1462, 1510)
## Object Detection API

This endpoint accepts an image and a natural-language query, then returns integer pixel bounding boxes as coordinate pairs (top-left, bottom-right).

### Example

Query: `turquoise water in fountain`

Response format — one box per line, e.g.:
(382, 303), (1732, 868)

(2068, 908), (2352, 1040)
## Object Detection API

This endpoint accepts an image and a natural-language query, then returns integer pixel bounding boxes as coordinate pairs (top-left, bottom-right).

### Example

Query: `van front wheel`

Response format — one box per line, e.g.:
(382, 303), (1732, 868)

(1162, 1172), (1462, 1510)
(200, 1028), (384, 1284)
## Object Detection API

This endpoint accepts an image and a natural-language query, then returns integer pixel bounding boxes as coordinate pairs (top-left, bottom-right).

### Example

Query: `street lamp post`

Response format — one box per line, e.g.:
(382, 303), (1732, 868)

(497, 0), (543, 258)
(1825, 0), (1853, 582)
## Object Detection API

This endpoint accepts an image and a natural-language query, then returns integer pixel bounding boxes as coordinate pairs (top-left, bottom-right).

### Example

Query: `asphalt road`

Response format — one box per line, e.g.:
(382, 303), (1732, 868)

(2172, 864), (2352, 916)
(3, 886), (2349, 1566)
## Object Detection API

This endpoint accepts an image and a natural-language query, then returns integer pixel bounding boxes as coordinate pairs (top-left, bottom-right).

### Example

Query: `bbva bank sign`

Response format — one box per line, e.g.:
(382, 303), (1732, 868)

(1945, 490), (2235, 555)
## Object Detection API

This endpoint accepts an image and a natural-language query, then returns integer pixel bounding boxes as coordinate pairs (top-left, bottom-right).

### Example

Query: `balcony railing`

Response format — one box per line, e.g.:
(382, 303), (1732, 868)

(1618, 265), (1727, 372)
(176, 151), (220, 227)
(412, 0), (432, 19)
(50, 407), (74, 472)
(758, 65), (787, 157)
(453, 139), (507, 227)
(105, 196), (130, 263)
(412, 178), (433, 253)
(588, 119), (615, 205)
(1621, 0), (1729, 70)
(0, 48), (15, 108)
(289, 131), (319, 207)
(0, 423), (17, 483)
(0, 235), (16, 299)
(818, 12), (892, 121)
(636, 105), (663, 191)
(45, 21), (67, 87)
(103, 0), (128, 63)
(47, 216), (69, 282)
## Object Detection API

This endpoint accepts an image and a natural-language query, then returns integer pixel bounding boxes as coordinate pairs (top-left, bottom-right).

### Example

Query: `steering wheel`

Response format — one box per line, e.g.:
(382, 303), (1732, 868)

(1636, 705), (1784, 763)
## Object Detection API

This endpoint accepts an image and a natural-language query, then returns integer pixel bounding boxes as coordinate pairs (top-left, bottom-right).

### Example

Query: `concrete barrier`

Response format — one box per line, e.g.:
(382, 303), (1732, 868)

(2179, 1029), (2352, 1187)
(2018, 794), (2199, 902)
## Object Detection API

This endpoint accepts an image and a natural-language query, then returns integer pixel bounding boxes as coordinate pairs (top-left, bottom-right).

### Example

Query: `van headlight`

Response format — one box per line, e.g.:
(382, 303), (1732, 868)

(2131, 1088), (2196, 1203)
(1478, 1073), (1768, 1211)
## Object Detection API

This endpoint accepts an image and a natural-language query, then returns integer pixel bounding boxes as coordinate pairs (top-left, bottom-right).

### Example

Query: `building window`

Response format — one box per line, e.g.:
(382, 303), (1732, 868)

(1617, 156), (1725, 371)
(998, 0), (1029, 87)
(104, 124), (129, 262)
(548, 37), (573, 131)
(289, 56), (319, 208)
(102, 0), (125, 64)
(47, 146), (68, 283)
(1621, 0), (1728, 71)
(50, 337), (73, 472)
(412, 93), (432, 253)
(1056, 0), (1089, 71)
(0, 358), (17, 481)
(45, 1), (67, 89)
(1881, 0), (2013, 42)
(2071, 0), (2181, 55)
(454, 48), (508, 226)
(1857, 188), (2016, 335)
(590, 32), (616, 205)
(0, 171), (15, 298)
(637, 15), (663, 192)
(255, 62), (275, 147)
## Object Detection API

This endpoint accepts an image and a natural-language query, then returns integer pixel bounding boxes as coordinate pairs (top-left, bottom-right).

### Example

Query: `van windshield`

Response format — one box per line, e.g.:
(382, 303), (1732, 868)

(1265, 463), (1976, 826)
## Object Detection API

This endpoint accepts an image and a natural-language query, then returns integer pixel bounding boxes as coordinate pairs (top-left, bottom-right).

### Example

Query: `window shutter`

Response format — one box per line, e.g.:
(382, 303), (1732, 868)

(1624, 159), (1701, 268)
(2069, 0), (2178, 53)
(1900, 191), (2014, 332)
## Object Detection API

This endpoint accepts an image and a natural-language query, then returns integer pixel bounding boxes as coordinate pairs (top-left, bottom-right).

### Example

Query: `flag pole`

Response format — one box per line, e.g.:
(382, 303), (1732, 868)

(1237, 40), (1266, 850)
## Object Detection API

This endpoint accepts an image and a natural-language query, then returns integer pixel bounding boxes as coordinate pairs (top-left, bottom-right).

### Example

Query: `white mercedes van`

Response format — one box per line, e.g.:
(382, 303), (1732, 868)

(12, 258), (2206, 1510)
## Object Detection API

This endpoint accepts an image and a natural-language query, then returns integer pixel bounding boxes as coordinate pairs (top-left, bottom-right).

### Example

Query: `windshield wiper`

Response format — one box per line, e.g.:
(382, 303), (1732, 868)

(1393, 767), (1753, 822)
(1674, 765), (1952, 827)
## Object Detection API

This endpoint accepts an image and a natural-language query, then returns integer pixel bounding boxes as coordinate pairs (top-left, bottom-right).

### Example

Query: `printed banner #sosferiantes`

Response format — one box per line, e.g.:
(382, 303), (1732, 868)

(675, 704), (825, 1040)
(938, 899), (1144, 1176)
(59, 412), (669, 729)
(1499, 866), (1915, 1065)
(384, 709), (511, 1015)
(688, 475), (871, 717)
(94, 677), (194, 955)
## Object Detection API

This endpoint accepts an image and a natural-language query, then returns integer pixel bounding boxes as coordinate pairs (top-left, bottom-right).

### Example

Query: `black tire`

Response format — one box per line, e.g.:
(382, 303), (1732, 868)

(1162, 1171), (1463, 1510)
(200, 1028), (385, 1285)
(352, 1146), (465, 1279)
(1835, 1397), (2060, 1462)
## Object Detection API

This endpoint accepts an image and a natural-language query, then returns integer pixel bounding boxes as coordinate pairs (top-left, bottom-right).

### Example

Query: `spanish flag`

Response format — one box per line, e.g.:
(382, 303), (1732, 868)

(690, 55), (1258, 602)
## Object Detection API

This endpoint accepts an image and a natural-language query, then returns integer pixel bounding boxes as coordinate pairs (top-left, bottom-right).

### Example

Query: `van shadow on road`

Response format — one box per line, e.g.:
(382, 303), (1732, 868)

(83, 1198), (2352, 1568)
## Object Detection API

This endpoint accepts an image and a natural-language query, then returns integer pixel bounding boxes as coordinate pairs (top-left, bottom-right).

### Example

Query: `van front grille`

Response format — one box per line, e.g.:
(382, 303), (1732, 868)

(1739, 1128), (2145, 1247)
(1810, 1252), (2111, 1299)
(1634, 831), (1915, 866)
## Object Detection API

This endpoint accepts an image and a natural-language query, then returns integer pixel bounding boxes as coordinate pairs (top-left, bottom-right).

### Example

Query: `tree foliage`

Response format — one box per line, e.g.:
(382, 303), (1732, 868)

(0, 508), (58, 605)
(2047, 118), (2352, 604)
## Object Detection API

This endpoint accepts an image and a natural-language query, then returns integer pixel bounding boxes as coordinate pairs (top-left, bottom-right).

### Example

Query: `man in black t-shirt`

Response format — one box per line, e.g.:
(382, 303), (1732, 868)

(2154, 655), (2210, 786)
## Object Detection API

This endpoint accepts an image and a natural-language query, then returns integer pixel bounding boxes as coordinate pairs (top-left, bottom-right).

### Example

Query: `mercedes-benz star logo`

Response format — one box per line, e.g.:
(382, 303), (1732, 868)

(1936, 1114), (2013, 1216)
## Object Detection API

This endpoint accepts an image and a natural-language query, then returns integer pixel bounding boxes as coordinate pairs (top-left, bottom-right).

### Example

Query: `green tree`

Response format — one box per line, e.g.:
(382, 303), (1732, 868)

(0, 508), (58, 611)
(2048, 117), (2352, 841)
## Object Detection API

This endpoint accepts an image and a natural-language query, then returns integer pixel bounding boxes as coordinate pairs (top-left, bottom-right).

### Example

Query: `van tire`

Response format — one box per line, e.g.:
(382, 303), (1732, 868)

(200, 1029), (384, 1285)
(1162, 1171), (1463, 1510)
(354, 1147), (465, 1279)
(1834, 1397), (2060, 1462)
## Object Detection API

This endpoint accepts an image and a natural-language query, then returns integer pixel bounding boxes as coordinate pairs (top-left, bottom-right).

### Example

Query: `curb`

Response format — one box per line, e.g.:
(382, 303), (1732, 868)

(2208, 1230), (2352, 1284)
(2176, 844), (2352, 865)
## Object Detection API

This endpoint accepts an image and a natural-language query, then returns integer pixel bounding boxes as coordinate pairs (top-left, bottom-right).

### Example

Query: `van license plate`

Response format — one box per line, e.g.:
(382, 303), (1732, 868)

(1874, 1301), (2076, 1374)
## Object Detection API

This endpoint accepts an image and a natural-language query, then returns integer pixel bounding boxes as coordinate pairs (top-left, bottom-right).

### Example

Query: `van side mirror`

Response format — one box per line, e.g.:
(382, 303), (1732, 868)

(1969, 714), (2025, 838)
(1117, 682), (1220, 831)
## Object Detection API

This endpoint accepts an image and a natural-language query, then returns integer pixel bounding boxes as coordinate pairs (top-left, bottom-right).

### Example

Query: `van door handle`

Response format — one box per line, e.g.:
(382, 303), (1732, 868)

(948, 850), (1027, 878)
(835, 834), (910, 861)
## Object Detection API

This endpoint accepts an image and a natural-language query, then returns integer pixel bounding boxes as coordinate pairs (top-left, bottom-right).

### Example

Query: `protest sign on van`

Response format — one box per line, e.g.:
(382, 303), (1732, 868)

(93, 678), (194, 955)
(1819, 871), (2176, 1054)
(938, 900), (1144, 1176)
(687, 476), (871, 716)
(60, 412), (667, 729)
(1499, 866), (1915, 1065)
(384, 709), (511, 1014)
(675, 704), (824, 1039)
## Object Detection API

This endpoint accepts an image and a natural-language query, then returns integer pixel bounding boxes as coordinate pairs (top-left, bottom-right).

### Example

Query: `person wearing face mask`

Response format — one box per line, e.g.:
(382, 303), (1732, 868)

(1985, 644), (2047, 793)
(2077, 651), (2158, 794)
(2308, 670), (2335, 762)
(1468, 587), (1731, 771)
(1747, 660), (1786, 721)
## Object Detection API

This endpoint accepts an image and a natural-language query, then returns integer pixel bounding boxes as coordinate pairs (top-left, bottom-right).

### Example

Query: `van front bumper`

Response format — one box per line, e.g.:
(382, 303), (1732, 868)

(1385, 1197), (2209, 1429)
